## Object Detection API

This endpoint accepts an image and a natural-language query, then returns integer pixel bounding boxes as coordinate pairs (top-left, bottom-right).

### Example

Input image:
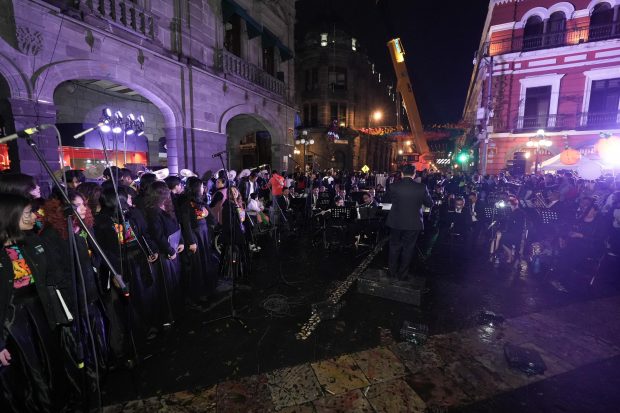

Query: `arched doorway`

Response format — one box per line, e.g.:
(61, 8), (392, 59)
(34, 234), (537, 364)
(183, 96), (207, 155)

(0, 74), (14, 172)
(225, 114), (273, 172)
(53, 80), (168, 174)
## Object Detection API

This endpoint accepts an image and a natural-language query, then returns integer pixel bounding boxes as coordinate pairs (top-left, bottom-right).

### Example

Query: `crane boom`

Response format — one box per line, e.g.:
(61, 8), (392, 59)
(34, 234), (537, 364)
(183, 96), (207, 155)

(387, 38), (430, 155)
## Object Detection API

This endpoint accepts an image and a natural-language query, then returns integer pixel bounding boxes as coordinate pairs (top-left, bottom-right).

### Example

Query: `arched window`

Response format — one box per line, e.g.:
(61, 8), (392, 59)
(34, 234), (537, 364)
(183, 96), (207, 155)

(547, 11), (566, 46)
(523, 15), (544, 51)
(590, 2), (614, 41)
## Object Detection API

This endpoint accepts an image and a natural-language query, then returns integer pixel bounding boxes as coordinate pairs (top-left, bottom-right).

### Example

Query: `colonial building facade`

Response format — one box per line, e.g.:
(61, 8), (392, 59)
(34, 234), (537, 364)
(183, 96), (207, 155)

(0, 0), (295, 180)
(465, 0), (620, 174)
(294, 28), (396, 172)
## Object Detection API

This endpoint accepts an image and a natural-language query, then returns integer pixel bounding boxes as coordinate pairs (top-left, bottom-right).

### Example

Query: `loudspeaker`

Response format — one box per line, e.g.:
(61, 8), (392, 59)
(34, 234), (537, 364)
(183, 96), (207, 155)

(512, 159), (526, 175)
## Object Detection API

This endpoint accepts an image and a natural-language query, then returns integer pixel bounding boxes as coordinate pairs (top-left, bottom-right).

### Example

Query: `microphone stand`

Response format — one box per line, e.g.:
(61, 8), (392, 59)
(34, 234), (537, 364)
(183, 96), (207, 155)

(19, 129), (127, 410)
(96, 129), (141, 365)
(204, 151), (247, 327)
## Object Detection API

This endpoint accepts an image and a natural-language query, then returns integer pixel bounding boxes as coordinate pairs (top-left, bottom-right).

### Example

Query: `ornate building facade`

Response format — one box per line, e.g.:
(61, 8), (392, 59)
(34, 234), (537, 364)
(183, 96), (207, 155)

(0, 0), (295, 180)
(294, 28), (396, 172)
(464, 0), (620, 174)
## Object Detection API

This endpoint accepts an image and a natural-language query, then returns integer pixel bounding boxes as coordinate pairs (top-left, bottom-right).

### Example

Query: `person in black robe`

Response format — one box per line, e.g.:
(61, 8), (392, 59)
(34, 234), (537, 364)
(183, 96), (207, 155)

(95, 186), (160, 348)
(0, 194), (71, 412)
(177, 177), (219, 304)
(143, 181), (184, 324)
(39, 191), (109, 410)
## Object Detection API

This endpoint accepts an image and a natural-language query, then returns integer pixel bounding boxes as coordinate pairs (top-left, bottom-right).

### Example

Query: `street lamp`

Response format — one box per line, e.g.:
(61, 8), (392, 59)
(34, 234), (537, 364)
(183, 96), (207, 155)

(295, 130), (314, 171)
(372, 110), (383, 124)
(527, 129), (552, 174)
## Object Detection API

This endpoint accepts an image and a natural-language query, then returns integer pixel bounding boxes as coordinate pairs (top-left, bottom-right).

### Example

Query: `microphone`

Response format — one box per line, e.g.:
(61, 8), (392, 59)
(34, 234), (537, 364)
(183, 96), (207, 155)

(73, 122), (104, 139)
(211, 150), (227, 158)
(0, 124), (53, 144)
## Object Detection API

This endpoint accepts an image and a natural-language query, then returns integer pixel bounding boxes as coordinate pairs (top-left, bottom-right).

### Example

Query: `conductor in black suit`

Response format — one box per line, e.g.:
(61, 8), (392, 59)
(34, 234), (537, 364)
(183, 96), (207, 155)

(386, 165), (433, 280)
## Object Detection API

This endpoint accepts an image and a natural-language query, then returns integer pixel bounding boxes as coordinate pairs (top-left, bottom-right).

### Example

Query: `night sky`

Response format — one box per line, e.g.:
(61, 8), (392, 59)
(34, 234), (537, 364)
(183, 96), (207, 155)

(296, 0), (489, 125)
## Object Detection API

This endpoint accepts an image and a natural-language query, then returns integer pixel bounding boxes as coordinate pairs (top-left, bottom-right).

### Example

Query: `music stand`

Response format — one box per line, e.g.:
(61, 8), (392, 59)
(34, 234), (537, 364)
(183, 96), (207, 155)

(539, 210), (558, 225)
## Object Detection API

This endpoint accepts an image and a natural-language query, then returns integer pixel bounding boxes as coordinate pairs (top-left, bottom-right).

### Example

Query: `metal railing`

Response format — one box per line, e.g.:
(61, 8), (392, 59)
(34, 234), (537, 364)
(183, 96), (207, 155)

(216, 49), (286, 97)
(487, 22), (620, 56)
(577, 111), (620, 128)
(78, 0), (157, 39)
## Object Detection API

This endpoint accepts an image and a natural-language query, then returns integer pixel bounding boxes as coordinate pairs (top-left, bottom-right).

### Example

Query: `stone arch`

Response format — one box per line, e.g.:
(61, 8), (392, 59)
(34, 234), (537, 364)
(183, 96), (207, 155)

(505, 142), (560, 171)
(587, 0), (618, 14)
(34, 59), (184, 173)
(0, 52), (30, 99)
(516, 7), (550, 29)
(219, 103), (282, 139)
(225, 112), (279, 171)
(548, 2), (576, 18)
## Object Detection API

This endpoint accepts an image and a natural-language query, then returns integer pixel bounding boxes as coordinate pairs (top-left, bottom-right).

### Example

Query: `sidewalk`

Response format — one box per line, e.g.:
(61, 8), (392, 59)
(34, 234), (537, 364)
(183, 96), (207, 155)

(103, 294), (620, 412)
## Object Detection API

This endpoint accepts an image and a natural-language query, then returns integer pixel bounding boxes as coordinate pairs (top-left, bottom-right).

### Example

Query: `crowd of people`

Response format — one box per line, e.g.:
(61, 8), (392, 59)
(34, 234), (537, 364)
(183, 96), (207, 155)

(0, 164), (619, 411)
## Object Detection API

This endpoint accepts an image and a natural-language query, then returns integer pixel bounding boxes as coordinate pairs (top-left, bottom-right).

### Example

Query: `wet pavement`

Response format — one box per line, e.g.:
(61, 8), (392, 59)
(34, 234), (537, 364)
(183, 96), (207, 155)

(101, 230), (620, 412)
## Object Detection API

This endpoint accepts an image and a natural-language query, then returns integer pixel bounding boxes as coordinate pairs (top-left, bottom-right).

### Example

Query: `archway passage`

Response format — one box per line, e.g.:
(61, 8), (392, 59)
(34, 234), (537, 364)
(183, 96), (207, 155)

(53, 80), (168, 174)
(0, 74), (14, 172)
(225, 114), (273, 172)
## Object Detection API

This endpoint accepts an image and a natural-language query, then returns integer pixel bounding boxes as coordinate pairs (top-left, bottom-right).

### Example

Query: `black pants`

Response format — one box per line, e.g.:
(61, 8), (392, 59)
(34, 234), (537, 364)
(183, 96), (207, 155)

(388, 229), (421, 279)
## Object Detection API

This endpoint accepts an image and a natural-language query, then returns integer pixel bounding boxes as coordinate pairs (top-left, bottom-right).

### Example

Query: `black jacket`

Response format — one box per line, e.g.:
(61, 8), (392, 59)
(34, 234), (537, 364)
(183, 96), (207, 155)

(0, 236), (67, 350)
(385, 177), (433, 231)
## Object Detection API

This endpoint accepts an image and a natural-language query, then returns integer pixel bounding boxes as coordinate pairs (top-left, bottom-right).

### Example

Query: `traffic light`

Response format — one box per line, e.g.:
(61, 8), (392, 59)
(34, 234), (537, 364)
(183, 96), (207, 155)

(457, 152), (469, 163)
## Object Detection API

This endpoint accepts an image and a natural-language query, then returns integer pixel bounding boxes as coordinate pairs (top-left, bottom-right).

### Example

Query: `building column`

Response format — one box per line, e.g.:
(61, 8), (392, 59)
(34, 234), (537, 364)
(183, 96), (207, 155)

(8, 98), (59, 185)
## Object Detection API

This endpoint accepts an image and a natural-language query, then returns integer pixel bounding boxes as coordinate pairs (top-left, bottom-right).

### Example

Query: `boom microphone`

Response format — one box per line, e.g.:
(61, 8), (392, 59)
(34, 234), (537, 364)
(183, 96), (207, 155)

(0, 124), (53, 144)
(211, 150), (227, 158)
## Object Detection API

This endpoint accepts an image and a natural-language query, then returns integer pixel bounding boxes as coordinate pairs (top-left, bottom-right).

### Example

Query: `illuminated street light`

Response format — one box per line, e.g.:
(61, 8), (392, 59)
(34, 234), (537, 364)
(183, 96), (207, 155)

(372, 110), (383, 122)
(398, 149), (404, 155)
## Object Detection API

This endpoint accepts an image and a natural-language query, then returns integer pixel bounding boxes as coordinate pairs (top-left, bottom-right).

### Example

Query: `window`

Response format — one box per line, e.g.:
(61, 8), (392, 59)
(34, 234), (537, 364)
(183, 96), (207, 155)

(311, 68), (318, 90)
(303, 104), (310, 126)
(320, 33), (328, 47)
(339, 104), (347, 126)
(224, 15), (242, 57)
(305, 68), (318, 91)
(329, 102), (347, 126)
(590, 3), (614, 41)
(523, 86), (551, 128)
(352, 38), (357, 51)
(328, 67), (347, 91)
(263, 46), (275, 75)
(330, 102), (338, 122)
(523, 15), (544, 51)
(546, 12), (566, 47)
(310, 104), (318, 127)
(587, 77), (620, 126)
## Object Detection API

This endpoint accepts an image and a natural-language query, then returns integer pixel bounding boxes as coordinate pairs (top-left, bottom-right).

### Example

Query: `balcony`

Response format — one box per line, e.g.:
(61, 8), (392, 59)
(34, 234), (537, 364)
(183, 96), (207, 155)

(216, 49), (286, 97)
(577, 111), (620, 128)
(486, 23), (620, 56)
(77, 0), (157, 40)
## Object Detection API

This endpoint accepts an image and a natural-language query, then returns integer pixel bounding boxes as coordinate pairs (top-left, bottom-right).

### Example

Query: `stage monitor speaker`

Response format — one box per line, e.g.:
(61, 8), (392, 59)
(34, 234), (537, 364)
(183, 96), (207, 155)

(512, 159), (526, 175)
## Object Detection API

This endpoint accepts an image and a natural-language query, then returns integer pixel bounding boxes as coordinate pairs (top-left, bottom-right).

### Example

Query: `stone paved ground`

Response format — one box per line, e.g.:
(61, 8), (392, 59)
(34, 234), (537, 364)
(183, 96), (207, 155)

(103, 294), (620, 412)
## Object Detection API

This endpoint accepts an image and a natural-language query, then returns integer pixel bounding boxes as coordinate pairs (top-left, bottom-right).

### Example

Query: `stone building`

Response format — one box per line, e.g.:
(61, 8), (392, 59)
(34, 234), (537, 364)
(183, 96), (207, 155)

(294, 28), (396, 172)
(0, 0), (295, 181)
(464, 0), (620, 175)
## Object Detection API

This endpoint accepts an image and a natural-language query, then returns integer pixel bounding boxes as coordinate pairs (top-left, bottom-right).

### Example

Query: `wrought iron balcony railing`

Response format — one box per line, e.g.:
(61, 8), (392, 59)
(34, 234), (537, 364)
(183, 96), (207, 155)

(577, 111), (620, 128)
(486, 22), (620, 56)
(216, 49), (286, 97)
(78, 0), (157, 40)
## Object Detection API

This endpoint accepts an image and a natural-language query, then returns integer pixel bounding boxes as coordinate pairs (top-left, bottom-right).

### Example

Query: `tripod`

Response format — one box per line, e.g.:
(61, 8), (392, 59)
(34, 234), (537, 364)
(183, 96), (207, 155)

(204, 152), (247, 327)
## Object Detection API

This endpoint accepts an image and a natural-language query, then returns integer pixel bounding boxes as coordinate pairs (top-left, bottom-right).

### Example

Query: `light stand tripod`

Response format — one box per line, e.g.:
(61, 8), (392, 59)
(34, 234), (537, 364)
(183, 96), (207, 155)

(205, 152), (247, 327)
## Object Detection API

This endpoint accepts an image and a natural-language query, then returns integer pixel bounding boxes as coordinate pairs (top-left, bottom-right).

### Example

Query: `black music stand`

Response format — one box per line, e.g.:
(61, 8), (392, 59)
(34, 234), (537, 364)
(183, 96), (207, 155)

(539, 210), (558, 225)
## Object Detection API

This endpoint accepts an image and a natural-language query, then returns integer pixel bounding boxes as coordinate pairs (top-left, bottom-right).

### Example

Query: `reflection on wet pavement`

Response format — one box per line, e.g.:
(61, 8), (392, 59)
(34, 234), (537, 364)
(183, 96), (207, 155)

(103, 294), (620, 412)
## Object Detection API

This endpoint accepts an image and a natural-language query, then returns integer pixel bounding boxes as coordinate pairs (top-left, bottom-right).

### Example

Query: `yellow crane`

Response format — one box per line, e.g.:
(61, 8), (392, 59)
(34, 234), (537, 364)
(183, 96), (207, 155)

(387, 38), (431, 168)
